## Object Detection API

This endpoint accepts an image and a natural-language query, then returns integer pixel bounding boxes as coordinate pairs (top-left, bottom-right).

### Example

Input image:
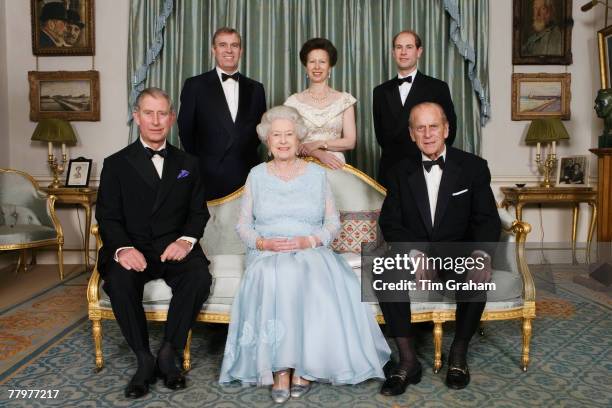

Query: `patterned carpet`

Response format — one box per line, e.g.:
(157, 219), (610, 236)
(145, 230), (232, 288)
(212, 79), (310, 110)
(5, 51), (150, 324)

(0, 264), (610, 407)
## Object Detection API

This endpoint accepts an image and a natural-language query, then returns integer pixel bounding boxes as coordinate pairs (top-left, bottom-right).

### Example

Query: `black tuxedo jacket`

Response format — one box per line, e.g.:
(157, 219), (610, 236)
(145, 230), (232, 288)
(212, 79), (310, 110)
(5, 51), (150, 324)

(96, 141), (209, 275)
(379, 147), (500, 246)
(178, 69), (266, 200)
(373, 71), (457, 187)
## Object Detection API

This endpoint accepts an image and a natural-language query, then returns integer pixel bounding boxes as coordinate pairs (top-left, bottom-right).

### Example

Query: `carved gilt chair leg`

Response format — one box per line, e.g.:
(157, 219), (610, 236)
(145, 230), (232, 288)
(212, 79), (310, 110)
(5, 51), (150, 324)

(433, 322), (443, 373)
(57, 244), (64, 280)
(92, 319), (104, 371)
(183, 329), (192, 372)
(521, 318), (532, 371)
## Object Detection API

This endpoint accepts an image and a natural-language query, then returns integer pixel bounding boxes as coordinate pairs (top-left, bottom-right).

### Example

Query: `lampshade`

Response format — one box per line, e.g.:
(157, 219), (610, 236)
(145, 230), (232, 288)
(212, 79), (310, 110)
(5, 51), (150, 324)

(524, 119), (570, 145)
(31, 119), (77, 144)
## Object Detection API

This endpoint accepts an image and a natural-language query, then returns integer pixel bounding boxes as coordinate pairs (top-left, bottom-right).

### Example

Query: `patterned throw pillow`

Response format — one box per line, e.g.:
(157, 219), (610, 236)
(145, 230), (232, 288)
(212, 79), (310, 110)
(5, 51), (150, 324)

(331, 210), (381, 253)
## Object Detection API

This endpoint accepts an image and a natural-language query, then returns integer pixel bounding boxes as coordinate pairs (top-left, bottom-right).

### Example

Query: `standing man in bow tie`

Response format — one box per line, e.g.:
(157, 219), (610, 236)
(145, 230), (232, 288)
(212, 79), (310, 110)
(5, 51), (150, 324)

(377, 102), (500, 394)
(373, 30), (457, 187)
(96, 88), (212, 399)
(178, 27), (267, 200)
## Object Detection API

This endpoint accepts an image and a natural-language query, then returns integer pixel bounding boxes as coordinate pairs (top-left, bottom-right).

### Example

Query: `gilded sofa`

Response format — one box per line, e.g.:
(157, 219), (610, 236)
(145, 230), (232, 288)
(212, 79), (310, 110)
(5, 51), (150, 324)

(87, 162), (535, 373)
(0, 168), (64, 279)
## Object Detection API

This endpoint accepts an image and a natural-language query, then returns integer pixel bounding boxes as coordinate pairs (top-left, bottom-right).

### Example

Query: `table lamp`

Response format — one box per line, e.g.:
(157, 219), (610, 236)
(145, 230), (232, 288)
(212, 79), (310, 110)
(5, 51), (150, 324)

(31, 118), (77, 188)
(525, 118), (570, 188)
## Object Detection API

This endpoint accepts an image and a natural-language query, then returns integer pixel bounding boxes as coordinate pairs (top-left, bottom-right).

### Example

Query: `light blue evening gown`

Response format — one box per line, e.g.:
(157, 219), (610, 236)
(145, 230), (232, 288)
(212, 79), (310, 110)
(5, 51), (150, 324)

(219, 162), (390, 386)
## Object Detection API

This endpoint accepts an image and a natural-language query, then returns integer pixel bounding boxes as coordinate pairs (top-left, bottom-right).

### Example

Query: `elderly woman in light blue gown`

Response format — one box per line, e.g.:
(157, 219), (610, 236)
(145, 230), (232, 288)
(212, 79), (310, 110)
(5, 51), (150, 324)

(219, 106), (390, 403)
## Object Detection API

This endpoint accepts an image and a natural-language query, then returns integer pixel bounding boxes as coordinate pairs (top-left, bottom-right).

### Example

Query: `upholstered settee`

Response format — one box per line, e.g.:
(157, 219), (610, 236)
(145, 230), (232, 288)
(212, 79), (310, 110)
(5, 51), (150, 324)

(87, 162), (535, 373)
(0, 168), (64, 279)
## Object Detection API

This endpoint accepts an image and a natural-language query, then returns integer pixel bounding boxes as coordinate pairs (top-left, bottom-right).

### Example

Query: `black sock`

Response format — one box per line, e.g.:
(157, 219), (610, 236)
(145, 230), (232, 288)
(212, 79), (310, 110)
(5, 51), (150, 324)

(449, 338), (469, 367)
(133, 350), (155, 383)
(157, 341), (180, 375)
(395, 336), (418, 371)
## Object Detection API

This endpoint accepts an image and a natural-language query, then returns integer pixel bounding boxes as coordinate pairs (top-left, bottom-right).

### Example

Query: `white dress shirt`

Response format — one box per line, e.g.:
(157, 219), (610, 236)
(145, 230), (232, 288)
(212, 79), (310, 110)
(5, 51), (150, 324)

(216, 66), (239, 122)
(113, 139), (196, 262)
(398, 68), (417, 106)
(422, 147), (446, 226)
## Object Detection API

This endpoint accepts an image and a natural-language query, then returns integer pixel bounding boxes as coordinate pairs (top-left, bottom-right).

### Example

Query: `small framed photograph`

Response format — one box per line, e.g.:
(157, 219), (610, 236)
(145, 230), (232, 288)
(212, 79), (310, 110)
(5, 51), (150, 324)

(31, 0), (95, 56)
(511, 73), (571, 121)
(557, 155), (588, 186)
(598, 26), (612, 88)
(66, 157), (92, 187)
(512, 0), (573, 65)
(28, 70), (100, 121)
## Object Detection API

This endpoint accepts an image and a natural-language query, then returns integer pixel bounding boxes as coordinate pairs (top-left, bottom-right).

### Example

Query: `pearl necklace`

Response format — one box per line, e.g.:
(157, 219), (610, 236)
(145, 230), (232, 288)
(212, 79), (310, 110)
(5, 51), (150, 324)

(307, 87), (330, 103)
(270, 159), (303, 181)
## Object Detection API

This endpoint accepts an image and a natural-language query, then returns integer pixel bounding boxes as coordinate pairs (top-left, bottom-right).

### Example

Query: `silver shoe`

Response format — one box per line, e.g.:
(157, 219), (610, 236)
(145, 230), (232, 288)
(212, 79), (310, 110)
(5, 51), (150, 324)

(271, 388), (290, 404)
(290, 376), (311, 398)
(271, 370), (290, 403)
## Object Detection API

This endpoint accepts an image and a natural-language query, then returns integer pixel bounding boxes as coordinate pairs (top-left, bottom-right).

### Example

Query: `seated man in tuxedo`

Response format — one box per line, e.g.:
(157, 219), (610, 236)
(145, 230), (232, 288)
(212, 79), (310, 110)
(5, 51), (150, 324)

(96, 87), (212, 399)
(378, 102), (500, 394)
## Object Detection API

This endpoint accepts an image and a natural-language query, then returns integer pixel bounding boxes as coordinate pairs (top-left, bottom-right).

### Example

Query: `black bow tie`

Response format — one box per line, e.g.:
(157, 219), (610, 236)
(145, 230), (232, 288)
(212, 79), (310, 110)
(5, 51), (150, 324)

(222, 72), (240, 82)
(397, 76), (413, 85)
(145, 147), (167, 158)
(422, 156), (444, 172)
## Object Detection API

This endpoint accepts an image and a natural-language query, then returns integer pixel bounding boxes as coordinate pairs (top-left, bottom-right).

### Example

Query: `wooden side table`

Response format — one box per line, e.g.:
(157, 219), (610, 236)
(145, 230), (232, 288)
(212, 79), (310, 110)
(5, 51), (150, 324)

(500, 187), (597, 262)
(43, 187), (97, 270)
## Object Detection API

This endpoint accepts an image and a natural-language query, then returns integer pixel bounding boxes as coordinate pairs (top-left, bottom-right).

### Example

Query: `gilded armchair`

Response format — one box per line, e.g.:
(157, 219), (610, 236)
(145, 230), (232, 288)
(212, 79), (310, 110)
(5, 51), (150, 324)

(0, 168), (64, 279)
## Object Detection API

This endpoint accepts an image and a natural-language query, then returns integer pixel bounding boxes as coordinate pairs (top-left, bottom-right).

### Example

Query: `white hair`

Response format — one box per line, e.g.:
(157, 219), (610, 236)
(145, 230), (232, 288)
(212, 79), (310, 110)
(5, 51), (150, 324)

(256, 106), (308, 143)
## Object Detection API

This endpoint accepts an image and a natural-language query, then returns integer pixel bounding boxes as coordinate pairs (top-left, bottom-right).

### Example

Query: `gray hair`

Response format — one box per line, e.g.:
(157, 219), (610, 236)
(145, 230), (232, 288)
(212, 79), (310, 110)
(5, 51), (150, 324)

(256, 106), (308, 143)
(133, 87), (175, 113)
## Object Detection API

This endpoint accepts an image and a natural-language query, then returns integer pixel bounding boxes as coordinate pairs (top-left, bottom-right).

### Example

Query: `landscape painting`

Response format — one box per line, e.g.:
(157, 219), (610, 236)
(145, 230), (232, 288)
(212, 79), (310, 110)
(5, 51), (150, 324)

(511, 73), (570, 120)
(28, 70), (100, 121)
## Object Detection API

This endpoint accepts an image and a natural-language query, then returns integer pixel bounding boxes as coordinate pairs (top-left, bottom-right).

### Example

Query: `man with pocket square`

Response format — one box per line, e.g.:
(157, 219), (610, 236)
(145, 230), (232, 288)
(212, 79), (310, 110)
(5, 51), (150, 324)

(378, 102), (500, 394)
(96, 87), (211, 399)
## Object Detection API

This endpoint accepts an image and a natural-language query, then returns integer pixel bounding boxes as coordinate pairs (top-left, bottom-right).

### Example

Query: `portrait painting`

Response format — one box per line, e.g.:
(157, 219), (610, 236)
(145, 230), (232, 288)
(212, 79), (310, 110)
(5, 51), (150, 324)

(512, 0), (573, 65)
(511, 73), (571, 121)
(31, 0), (95, 56)
(66, 157), (92, 187)
(557, 155), (588, 187)
(28, 70), (100, 121)
(598, 26), (612, 88)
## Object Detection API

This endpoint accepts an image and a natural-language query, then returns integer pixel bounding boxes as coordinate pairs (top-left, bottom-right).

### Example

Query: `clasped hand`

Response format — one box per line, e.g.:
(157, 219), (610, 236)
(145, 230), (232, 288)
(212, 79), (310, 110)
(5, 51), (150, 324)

(261, 237), (311, 252)
(117, 240), (191, 272)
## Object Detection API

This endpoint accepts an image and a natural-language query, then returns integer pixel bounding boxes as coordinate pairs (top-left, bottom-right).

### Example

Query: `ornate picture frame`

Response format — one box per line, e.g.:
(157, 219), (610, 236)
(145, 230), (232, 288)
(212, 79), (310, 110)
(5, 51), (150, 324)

(557, 155), (588, 187)
(31, 0), (95, 56)
(66, 157), (93, 187)
(511, 73), (571, 121)
(512, 0), (573, 65)
(28, 70), (100, 122)
(598, 25), (612, 88)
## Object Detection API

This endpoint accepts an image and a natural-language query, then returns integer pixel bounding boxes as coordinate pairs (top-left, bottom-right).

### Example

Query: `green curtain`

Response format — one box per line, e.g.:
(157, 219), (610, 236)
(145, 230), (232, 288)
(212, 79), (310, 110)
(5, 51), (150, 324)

(128, 0), (489, 179)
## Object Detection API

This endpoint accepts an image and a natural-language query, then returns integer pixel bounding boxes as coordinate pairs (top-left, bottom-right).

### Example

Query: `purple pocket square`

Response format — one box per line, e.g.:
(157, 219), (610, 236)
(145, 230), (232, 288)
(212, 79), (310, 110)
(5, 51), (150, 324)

(177, 170), (190, 179)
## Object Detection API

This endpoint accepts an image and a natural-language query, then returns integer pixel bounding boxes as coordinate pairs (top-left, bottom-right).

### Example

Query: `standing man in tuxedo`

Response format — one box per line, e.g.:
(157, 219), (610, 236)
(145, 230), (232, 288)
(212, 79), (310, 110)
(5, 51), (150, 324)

(97, 88), (212, 399)
(378, 102), (500, 394)
(178, 27), (266, 200)
(373, 30), (457, 187)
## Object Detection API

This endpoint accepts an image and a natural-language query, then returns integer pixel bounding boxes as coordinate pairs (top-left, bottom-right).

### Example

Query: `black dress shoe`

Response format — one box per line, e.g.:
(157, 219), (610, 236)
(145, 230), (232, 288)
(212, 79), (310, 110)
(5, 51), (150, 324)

(156, 363), (187, 390)
(380, 363), (422, 396)
(445, 364), (470, 390)
(124, 373), (156, 399)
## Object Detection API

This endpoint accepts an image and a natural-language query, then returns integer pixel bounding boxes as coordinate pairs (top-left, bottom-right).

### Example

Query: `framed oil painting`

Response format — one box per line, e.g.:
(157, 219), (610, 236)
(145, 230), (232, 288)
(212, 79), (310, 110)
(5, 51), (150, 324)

(511, 73), (571, 121)
(512, 0), (573, 65)
(28, 70), (100, 121)
(31, 0), (95, 56)
(598, 25), (612, 88)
